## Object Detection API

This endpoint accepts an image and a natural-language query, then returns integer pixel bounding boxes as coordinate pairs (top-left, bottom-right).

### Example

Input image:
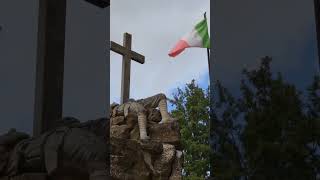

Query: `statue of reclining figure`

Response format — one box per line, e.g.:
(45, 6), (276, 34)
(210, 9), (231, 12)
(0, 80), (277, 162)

(110, 93), (175, 140)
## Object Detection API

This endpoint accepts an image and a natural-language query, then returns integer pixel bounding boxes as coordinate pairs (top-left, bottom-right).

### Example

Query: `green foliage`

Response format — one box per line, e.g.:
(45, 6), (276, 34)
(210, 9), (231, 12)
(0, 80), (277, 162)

(172, 56), (320, 179)
(171, 80), (211, 179)
(211, 56), (320, 179)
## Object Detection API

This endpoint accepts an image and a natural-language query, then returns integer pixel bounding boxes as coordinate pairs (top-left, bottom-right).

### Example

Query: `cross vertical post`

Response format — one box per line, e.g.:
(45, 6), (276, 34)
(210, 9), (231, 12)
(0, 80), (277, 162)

(111, 33), (145, 104)
(34, 0), (109, 137)
(34, 0), (67, 136)
(121, 33), (132, 104)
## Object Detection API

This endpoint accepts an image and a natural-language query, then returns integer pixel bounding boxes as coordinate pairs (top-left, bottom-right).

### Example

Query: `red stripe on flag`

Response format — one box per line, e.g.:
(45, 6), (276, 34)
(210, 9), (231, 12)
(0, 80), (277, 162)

(168, 40), (190, 57)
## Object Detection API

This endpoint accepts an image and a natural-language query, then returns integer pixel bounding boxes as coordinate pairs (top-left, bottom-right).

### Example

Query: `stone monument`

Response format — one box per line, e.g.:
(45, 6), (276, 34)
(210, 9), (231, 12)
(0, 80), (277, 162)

(110, 93), (183, 179)
(0, 93), (183, 180)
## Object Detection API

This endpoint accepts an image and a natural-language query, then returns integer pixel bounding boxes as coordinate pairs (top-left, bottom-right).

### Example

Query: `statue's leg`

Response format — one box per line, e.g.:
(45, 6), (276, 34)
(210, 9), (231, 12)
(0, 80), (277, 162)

(130, 102), (150, 140)
(158, 98), (175, 124)
(138, 93), (175, 124)
(137, 112), (150, 140)
(137, 93), (167, 109)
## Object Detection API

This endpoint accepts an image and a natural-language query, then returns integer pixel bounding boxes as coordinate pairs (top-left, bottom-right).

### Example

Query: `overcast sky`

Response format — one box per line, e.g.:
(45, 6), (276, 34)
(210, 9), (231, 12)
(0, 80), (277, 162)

(0, 0), (319, 135)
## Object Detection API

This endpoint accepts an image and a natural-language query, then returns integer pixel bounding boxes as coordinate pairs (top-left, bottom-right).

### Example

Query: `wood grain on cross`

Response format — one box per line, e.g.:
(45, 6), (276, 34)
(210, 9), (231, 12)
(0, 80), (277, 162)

(111, 33), (145, 104)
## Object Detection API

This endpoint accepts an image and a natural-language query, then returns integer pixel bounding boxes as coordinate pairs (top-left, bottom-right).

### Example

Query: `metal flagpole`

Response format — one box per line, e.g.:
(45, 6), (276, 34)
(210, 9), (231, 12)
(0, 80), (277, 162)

(204, 11), (215, 177)
(204, 12), (211, 70)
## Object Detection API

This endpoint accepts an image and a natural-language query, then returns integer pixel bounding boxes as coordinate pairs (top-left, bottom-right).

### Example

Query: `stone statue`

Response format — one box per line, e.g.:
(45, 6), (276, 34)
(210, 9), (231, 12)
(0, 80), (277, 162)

(110, 93), (175, 140)
(0, 118), (109, 180)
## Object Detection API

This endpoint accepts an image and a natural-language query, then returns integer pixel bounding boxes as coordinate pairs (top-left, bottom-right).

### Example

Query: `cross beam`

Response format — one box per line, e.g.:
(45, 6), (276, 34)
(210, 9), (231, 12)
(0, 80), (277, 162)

(111, 33), (145, 104)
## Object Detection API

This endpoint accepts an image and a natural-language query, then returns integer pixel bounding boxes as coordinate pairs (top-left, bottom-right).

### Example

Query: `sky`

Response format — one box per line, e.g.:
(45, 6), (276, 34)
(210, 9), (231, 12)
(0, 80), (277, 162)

(110, 0), (211, 103)
(111, 0), (319, 104)
(0, 0), (319, 135)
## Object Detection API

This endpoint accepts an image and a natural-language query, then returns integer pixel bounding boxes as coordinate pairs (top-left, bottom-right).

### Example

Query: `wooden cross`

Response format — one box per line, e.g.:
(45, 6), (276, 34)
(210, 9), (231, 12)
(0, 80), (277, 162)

(111, 33), (145, 104)
(34, 0), (109, 136)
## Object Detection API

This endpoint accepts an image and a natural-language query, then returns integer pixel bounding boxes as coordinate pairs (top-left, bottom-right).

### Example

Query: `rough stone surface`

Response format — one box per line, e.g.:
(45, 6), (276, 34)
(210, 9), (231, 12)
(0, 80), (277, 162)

(153, 144), (176, 179)
(110, 108), (183, 179)
(149, 121), (181, 149)
(111, 116), (126, 126)
(169, 150), (183, 180)
(111, 125), (130, 139)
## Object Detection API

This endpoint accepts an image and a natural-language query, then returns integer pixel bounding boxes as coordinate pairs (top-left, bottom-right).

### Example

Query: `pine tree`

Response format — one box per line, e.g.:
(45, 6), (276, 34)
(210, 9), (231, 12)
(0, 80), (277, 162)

(171, 80), (211, 179)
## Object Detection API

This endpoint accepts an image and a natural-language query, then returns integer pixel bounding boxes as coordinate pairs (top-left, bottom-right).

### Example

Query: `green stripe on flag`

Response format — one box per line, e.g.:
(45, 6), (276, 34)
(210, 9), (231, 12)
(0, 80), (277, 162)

(195, 19), (210, 48)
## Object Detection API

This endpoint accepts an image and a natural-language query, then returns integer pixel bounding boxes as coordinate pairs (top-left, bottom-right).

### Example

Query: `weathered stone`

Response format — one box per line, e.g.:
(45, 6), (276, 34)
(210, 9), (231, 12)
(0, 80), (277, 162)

(111, 116), (125, 126)
(0, 95), (182, 180)
(111, 155), (135, 179)
(169, 150), (183, 180)
(111, 125), (130, 139)
(0, 118), (109, 180)
(109, 101), (183, 179)
(149, 121), (181, 148)
(111, 137), (163, 155)
(130, 125), (140, 140)
(111, 138), (154, 180)
(147, 109), (161, 123)
(126, 113), (138, 129)
(153, 144), (176, 179)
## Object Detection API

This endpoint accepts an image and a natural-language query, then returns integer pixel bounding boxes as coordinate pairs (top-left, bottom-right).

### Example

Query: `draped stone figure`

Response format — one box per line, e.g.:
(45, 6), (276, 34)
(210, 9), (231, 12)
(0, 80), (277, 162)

(0, 118), (109, 180)
(110, 93), (175, 140)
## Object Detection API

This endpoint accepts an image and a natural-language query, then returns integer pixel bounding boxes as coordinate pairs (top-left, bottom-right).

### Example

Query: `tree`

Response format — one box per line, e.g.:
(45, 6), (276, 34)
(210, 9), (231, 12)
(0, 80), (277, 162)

(171, 80), (212, 179)
(172, 57), (320, 179)
(209, 56), (320, 179)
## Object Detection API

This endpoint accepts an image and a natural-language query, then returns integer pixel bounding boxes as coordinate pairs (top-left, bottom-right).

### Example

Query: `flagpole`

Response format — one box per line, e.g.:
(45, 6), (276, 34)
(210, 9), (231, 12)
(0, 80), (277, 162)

(204, 12), (211, 70)
(204, 11), (215, 177)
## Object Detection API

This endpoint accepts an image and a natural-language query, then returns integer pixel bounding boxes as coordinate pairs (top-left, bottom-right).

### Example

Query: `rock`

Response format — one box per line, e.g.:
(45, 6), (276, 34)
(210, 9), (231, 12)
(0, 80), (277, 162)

(169, 150), (183, 180)
(149, 121), (181, 149)
(153, 144), (176, 179)
(130, 125), (140, 140)
(111, 125), (130, 139)
(147, 109), (162, 123)
(110, 107), (183, 179)
(111, 138), (159, 180)
(111, 116), (126, 126)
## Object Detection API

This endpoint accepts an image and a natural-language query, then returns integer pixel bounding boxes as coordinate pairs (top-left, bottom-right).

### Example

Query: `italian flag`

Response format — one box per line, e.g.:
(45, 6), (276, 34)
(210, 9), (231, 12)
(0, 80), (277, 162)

(169, 17), (210, 57)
